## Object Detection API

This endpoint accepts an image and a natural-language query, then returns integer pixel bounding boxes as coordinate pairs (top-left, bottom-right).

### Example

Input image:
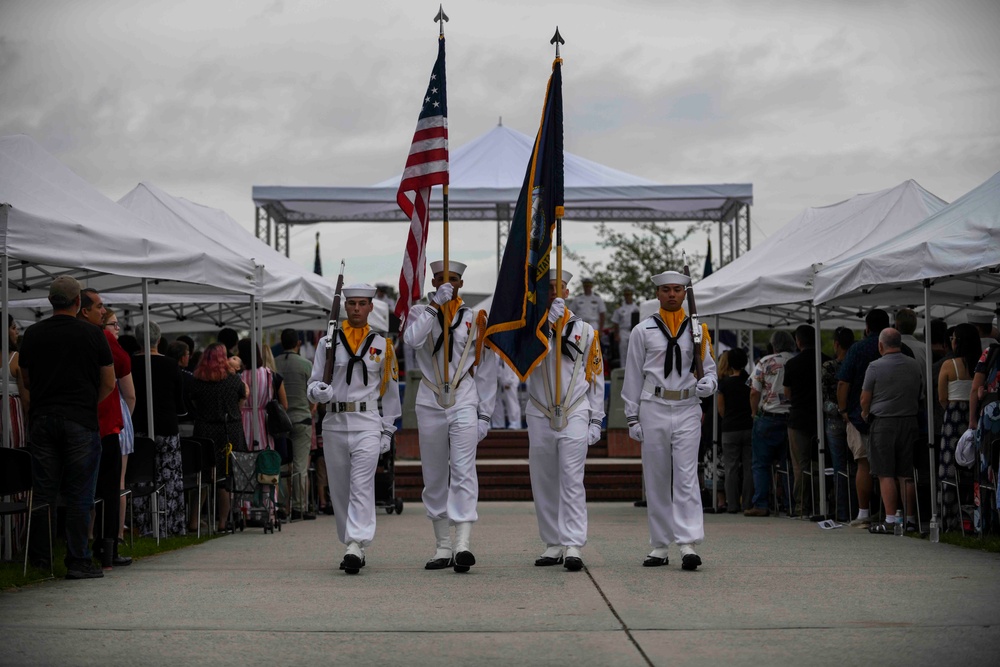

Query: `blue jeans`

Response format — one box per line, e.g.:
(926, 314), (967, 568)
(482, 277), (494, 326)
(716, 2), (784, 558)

(750, 414), (789, 509)
(824, 417), (850, 521)
(28, 414), (101, 567)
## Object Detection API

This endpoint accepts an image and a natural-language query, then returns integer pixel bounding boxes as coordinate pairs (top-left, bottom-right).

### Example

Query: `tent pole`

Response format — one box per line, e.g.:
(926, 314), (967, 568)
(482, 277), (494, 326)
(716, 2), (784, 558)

(814, 303), (827, 517)
(713, 314), (720, 512)
(1, 248), (10, 561)
(923, 280), (937, 526)
(142, 278), (154, 437)
(2, 247), (10, 451)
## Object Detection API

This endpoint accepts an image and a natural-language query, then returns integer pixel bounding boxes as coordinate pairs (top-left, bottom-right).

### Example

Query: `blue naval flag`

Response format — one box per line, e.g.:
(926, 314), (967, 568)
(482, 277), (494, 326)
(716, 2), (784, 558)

(485, 57), (564, 381)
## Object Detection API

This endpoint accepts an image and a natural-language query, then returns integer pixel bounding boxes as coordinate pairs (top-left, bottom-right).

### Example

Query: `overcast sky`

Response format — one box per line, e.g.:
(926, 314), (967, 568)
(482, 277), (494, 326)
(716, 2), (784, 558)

(2, 0), (998, 296)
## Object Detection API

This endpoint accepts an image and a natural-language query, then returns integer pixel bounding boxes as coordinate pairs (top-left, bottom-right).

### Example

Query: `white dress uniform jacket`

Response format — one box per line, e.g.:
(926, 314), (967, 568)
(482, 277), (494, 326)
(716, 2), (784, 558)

(526, 311), (605, 549)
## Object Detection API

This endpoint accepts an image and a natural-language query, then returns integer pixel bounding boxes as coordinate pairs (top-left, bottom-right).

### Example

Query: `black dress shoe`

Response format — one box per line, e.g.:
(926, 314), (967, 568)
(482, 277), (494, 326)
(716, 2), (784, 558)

(534, 556), (564, 567)
(681, 554), (702, 571)
(341, 554), (364, 574)
(564, 557), (583, 572)
(642, 556), (669, 567)
(322, 505), (334, 516)
(424, 557), (453, 570)
(453, 550), (476, 573)
(112, 555), (133, 567)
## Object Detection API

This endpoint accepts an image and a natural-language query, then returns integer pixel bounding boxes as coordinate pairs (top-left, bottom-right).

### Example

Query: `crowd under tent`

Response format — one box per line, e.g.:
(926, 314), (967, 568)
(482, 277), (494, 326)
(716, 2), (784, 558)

(252, 122), (754, 270)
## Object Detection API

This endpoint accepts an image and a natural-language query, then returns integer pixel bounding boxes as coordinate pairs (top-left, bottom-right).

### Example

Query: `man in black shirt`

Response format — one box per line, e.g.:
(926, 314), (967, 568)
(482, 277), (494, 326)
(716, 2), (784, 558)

(783, 324), (829, 518)
(18, 276), (115, 579)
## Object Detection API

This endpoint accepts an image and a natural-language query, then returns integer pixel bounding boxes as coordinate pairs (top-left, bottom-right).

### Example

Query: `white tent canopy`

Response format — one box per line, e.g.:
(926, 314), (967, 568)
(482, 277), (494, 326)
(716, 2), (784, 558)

(252, 123), (752, 224)
(119, 183), (336, 308)
(0, 134), (256, 300)
(814, 170), (1000, 312)
(694, 180), (948, 328)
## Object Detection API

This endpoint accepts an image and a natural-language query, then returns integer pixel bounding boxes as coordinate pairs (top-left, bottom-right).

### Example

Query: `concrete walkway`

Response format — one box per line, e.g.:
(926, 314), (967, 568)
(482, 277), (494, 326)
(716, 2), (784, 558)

(2, 503), (998, 666)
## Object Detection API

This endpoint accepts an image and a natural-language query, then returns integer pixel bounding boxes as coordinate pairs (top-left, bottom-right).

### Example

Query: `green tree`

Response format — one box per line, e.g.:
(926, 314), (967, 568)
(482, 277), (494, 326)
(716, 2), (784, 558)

(565, 222), (708, 302)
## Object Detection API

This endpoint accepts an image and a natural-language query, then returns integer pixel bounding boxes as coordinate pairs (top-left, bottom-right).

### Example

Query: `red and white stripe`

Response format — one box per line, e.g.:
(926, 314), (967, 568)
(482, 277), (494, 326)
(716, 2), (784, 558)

(395, 115), (448, 323)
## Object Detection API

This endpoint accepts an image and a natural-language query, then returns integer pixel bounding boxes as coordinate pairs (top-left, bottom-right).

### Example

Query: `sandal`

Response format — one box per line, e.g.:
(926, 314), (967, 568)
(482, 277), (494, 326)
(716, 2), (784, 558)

(867, 522), (893, 534)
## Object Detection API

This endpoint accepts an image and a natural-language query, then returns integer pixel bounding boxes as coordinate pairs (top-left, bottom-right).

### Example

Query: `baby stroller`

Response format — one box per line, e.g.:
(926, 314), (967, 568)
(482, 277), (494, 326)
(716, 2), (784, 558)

(229, 449), (283, 534)
(375, 434), (404, 515)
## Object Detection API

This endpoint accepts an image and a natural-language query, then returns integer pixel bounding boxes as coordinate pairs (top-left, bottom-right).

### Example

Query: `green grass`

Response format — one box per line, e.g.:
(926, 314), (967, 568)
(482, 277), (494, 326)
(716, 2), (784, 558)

(1, 531), (219, 590)
(934, 531), (1000, 553)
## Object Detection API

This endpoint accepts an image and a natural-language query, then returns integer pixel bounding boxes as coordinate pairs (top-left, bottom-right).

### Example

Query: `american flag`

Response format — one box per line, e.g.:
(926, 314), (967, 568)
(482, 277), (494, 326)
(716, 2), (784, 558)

(394, 36), (449, 324)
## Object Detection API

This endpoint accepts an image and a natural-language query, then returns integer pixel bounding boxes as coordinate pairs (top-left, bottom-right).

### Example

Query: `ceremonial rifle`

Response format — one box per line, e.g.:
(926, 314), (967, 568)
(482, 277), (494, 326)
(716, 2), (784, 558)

(681, 254), (704, 380)
(318, 259), (346, 421)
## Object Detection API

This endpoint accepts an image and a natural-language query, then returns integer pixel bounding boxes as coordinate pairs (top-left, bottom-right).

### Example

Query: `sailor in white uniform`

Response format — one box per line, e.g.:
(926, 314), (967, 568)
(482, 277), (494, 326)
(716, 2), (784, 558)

(493, 355), (523, 429)
(622, 270), (717, 570)
(402, 260), (497, 572)
(610, 285), (640, 367)
(307, 283), (402, 575)
(526, 270), (605, 571)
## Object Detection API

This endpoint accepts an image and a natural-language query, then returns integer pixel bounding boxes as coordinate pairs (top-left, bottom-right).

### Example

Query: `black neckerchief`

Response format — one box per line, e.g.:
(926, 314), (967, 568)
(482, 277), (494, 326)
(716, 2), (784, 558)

(432, 306), (466, 362)
(550, 318), (583, 362)
(337, 330), (378, 386)
(651, 314), (693, 378)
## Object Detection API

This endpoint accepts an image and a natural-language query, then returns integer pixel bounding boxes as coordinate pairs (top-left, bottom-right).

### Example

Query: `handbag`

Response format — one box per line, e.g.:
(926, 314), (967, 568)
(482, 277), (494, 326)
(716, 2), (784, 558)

(264, 371), (294, 437)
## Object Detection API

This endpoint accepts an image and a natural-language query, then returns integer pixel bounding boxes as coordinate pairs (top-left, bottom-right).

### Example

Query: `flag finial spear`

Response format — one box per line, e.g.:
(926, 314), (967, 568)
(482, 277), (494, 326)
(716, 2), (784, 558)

(550, 27), (564, 58)
(435, 5), (449, 36)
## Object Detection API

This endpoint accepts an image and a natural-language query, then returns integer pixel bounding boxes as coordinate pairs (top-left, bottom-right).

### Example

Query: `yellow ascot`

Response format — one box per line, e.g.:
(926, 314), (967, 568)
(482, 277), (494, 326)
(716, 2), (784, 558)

(439, 297), (464, 325)
(659, 307), (687, 337)
(340, 320), (370, 354)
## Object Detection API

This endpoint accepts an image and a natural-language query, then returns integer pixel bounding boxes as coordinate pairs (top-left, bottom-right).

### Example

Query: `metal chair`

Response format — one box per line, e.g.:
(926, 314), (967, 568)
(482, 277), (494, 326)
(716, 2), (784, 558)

(0, 447), (53, 577)
(180, 438), (208, 538)
(125, 437), (165, 546)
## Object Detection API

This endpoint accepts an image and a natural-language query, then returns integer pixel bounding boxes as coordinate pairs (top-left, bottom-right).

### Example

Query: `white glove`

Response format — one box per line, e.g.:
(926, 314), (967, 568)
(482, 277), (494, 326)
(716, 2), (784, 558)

(628, 422), (643, 442)
(432, 283), (454, 306)
(695, 376), (716, 398)
(308, 382), (334, 404)
(547, 298), (565, 325)
(588, 424), (602, 447)
(477, 419), (489, 443)
(379, 431), (393, 455)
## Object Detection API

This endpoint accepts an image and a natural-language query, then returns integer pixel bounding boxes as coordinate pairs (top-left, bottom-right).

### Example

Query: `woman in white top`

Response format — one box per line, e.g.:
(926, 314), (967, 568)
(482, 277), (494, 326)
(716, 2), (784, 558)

(4, 315), (27, 448)
(936, 322), (980, 531)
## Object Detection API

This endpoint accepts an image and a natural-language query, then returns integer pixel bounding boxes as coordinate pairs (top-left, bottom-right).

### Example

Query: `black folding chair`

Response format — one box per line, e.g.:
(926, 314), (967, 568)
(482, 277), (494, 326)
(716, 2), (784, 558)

(0, 447), (53, 577)
(180, 438), (207, 538)
(125, 437), (165, 546)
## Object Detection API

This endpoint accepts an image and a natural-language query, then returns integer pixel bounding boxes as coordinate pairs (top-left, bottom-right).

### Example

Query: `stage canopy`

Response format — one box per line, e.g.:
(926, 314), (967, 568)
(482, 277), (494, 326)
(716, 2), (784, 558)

(252, 123), (753, 225)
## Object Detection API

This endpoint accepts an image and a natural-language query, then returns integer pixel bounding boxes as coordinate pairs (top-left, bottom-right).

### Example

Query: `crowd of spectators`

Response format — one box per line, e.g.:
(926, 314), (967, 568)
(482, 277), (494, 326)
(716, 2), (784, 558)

(3, 276), (998, 580)
(706, 308), (1000, 535)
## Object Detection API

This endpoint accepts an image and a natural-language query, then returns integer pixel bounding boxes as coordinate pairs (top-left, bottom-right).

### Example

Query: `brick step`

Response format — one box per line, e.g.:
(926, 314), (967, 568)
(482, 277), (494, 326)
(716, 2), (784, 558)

(389, 459), (643, 502)
(396, 428), (614, 459)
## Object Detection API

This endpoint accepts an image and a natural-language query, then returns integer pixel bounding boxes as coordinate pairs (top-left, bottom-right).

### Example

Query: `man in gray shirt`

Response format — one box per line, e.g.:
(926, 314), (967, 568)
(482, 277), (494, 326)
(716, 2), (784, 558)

(274, 329), (316, 520)
(860, 328), (924, 534)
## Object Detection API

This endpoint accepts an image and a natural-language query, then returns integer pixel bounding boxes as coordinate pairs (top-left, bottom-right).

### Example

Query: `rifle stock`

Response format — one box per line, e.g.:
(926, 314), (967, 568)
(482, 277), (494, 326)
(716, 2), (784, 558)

(318, 260), (346, 420)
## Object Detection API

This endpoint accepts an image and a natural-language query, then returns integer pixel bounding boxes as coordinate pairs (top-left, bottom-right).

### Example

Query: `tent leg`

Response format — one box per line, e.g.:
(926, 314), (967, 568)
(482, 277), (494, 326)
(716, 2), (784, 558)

(923, 280), (937, 525)
(814, 304), (827, 517)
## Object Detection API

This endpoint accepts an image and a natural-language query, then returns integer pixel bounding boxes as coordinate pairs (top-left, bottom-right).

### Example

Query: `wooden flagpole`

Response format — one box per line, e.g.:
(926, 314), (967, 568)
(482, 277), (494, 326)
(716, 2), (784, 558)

(436, 5), (453, 393)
